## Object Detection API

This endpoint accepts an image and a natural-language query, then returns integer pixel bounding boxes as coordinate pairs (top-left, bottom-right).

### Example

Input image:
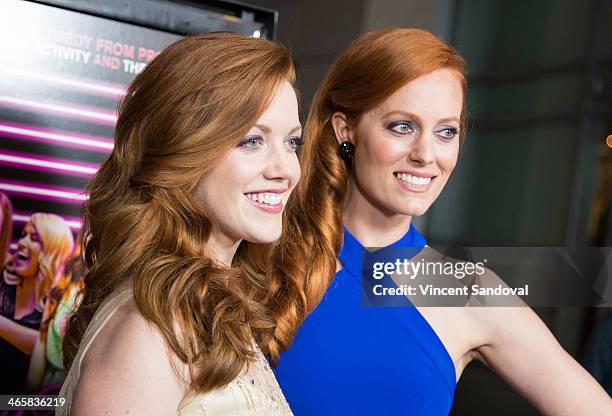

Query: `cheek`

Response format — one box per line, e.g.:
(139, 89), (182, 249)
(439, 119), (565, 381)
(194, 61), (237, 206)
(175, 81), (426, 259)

(207, 155), (258, 194)
(288, 156), (301, 187)
(31, 246), (41, 265)
(437, 144), (459, 173)
(358, 132), (404, 171)
(228, 153), (267, 185)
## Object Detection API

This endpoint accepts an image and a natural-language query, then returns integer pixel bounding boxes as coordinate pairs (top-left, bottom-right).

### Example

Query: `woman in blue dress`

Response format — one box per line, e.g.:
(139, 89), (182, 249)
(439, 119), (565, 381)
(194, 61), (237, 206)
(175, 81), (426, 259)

(269, 28), (612, 415)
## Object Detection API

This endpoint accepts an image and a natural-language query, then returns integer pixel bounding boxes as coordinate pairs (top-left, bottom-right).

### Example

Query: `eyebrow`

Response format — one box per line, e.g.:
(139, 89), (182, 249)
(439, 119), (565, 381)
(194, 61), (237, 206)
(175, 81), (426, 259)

(380, 111), (460, 125)
(254, 124), (302, 135)
(438, 117), (461, 124)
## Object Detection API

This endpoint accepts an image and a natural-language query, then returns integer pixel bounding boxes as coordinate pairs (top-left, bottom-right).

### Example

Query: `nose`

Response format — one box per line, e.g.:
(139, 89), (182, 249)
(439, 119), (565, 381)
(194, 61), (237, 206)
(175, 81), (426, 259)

(17, 234), (29, 250)
(408, 133), (434, 166)
(263, 142), (298, 184)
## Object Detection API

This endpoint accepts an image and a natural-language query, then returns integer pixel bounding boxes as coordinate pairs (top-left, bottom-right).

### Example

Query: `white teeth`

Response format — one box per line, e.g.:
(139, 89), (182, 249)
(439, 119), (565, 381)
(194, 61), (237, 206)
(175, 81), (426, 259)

(395, 172), (432, 186)
(245, 192), (283, 205)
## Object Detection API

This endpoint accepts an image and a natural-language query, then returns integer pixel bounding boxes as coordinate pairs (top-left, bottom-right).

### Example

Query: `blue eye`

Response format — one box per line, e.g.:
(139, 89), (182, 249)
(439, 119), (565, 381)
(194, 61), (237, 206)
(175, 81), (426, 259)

(388, 120), (415, 135)
(286, 136), (304, 151)
(437, 127), (459, 140)
(239, 135), (264, 149)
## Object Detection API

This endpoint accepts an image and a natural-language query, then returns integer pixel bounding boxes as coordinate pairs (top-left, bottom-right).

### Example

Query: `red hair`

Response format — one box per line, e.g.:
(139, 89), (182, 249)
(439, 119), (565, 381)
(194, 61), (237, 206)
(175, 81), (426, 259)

(63, 32), (296, 392)
(267, 28), (467, 360)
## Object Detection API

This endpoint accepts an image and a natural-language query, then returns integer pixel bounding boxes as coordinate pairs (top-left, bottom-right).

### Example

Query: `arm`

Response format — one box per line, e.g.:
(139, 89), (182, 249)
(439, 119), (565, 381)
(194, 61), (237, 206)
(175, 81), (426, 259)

(27, 296), (55, 392)
(26, 334), (46, 392)
(70, 299), (188, 416)
(0, 314), (39, 355)
(467, 273), (612, 415)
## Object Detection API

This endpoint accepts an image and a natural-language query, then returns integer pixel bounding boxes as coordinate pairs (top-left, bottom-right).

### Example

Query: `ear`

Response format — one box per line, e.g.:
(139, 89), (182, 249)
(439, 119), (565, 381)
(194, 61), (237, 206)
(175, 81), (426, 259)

(331, 112), (354, 146)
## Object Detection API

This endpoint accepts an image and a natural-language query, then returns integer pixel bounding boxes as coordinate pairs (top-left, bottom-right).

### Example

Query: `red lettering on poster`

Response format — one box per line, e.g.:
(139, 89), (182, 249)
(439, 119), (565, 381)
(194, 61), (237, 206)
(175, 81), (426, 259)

(137, 47), (159, 63)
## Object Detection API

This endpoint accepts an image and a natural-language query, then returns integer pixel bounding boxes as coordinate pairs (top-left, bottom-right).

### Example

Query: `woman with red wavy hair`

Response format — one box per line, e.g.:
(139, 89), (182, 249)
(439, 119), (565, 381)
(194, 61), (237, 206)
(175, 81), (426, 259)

(59, 32), (302, 415)
(270, 28), (612, 415)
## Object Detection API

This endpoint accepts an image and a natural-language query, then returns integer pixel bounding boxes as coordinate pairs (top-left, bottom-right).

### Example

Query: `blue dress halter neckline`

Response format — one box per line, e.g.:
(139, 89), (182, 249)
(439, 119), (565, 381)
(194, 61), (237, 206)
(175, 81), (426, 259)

(274, 224), (457, 415)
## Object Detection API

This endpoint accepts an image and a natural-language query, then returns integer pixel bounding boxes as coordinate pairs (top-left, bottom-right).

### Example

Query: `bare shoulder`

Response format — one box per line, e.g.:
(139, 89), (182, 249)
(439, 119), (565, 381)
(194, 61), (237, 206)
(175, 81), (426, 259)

(461, 268), (524, 336)
(459, 266), (547, 359)
(72, 296), (188, 415)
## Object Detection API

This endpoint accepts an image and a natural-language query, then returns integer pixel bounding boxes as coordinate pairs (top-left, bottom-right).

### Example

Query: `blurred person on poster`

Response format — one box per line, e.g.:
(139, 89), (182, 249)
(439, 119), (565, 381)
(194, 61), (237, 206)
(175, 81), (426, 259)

(58, 32), (301, 415)
(0, 213), (74, 394)
(27, 237), (85, 394)
(0, 192), (13, 268)
(271, 28), (612, 415)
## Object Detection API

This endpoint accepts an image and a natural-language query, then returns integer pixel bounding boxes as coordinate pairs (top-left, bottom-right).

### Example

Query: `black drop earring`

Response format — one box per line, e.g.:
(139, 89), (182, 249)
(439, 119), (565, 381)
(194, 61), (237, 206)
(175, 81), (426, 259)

(338, 141), (355, 165)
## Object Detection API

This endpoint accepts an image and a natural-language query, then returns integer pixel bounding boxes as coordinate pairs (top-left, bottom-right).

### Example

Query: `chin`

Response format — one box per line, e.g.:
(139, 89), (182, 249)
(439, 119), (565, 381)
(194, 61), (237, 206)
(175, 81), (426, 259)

(407, 208), (429, 217)
(15, 267), (30, 276)
(244, 226), (282, 244)
(396, 199), (433, 217)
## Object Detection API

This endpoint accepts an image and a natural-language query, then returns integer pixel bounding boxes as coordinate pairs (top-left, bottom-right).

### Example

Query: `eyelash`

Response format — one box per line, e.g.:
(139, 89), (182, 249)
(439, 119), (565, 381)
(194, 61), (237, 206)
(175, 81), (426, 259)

(387, 121), (459, 140)
(20, 230), (40, 242)
(239, 135), (264, 149)
(388, 121), (415, 135)
(438, 127), (459, 140)
(287, 136), (304, 151)
(238, 135), (304, 152)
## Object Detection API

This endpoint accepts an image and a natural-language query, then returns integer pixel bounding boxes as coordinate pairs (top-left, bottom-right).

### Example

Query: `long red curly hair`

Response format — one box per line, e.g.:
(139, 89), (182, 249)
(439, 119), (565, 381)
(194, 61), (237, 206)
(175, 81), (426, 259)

(63, 32), (296, 392)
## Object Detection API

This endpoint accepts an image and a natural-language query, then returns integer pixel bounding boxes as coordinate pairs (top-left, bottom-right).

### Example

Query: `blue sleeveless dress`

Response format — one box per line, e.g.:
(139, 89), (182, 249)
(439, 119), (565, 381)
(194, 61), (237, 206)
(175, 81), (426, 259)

(274, 225), (456, 415)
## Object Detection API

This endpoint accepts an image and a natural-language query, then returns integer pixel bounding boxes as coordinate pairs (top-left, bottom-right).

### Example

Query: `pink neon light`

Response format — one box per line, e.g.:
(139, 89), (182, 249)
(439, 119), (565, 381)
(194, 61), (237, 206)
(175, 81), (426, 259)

(0, 179), (88, 203)
(0, 95), (117, 125)
(0, 121), (113, 153)
(0, 67), (127, 98)
(0, 150), (99, 177)
(13, 211), (83, 231)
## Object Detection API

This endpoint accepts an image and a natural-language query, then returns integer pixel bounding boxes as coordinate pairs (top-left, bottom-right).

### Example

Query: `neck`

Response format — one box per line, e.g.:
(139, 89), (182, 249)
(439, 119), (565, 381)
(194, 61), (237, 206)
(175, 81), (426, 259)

(207, 226), (241, 267)
(343, 181), (412, 247)
(15, 273), (37, 318)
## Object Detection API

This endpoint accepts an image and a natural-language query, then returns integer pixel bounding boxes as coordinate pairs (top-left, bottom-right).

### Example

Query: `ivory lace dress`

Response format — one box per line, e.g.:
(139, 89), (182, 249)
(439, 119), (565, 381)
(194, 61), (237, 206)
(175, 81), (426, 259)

(57, 284), (293, 415)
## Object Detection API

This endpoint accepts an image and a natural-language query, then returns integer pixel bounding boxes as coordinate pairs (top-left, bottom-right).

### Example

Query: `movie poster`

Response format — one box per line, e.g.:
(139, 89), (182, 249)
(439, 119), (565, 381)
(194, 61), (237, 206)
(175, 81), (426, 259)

(0, 0), (182, 404)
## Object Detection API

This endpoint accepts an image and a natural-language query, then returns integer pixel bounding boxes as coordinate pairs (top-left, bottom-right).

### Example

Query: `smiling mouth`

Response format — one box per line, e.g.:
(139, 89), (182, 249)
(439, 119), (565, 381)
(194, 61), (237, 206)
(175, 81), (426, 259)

(244, 192), (284, 213)
(16, 252), (30, 261)
(393, 172), (436, 187)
